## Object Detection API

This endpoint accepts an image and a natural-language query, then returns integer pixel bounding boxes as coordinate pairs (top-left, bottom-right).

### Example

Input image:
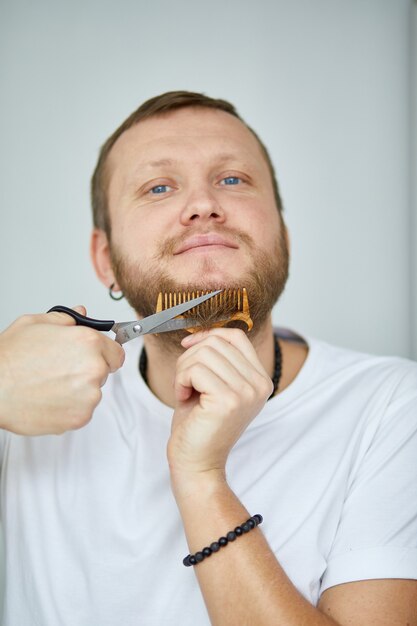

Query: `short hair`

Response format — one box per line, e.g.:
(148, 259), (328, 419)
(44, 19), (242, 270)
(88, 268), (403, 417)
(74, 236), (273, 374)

(91, 90), (283, 235)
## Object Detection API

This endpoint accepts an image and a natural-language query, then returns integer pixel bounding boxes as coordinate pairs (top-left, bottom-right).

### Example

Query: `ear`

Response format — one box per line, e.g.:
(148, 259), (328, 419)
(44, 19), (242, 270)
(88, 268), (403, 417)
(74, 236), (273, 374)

(90, 229), (120, 290)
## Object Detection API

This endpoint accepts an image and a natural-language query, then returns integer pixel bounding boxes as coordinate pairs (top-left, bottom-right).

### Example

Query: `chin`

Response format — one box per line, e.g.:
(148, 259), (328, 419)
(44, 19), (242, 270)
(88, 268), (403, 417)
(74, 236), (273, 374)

(173, 277), (239, 292)
(173, 263), (246, 288)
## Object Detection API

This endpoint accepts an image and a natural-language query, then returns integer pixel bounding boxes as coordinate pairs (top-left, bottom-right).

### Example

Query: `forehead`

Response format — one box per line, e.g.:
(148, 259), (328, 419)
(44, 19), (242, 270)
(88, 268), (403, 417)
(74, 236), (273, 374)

(107, 107), (267, 176)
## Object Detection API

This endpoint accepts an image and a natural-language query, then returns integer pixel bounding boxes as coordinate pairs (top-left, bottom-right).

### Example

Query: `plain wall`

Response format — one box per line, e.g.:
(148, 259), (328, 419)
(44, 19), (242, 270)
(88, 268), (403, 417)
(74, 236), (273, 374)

(0, 0), (415, 359)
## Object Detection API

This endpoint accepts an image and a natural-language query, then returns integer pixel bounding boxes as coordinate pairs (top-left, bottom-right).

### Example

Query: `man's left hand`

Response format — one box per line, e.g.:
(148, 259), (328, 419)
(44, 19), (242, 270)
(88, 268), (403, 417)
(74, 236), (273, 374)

(167, 328), (273, 483)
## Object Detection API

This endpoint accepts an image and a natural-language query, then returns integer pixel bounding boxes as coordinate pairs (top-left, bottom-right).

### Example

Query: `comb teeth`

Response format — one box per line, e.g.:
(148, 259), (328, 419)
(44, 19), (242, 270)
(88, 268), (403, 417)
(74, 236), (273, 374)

(156, 288), (253, 333)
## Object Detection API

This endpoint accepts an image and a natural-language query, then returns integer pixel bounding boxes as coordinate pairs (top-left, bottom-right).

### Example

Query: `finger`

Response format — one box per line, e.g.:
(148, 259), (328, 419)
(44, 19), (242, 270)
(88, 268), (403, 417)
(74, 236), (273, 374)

(99, 371), (110, 388)
(181, 329), (266, 377)
(72, 305), (87, 315)
(178, 346), (250, 394)
(15, 307), (87, 329)
(99, 334), (125, 373)
(44, 305), (88, 326)
(175, 361), (233, 404)
(178, 339), (263, 390)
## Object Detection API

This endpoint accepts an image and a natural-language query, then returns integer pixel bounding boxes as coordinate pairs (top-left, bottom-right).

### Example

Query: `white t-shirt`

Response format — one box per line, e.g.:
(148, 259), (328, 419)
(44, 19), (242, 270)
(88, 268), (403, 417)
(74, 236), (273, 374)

(1, 331), (417, 625)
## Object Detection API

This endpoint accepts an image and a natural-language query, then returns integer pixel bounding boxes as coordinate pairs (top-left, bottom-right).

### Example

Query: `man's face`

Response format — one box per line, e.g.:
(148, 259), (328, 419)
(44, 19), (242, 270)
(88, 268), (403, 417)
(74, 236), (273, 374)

(104, 106), (289, 338)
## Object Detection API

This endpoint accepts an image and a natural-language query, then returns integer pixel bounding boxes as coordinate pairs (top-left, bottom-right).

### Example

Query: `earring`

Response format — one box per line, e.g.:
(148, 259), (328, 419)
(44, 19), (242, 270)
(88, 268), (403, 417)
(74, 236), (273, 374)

(109, 283), (124, 301)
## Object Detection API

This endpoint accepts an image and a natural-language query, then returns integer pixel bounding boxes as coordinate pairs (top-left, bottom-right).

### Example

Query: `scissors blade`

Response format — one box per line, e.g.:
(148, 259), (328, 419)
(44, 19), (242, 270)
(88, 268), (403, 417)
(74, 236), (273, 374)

(114, 289), (223, 344)
(142, 317), (201, 335)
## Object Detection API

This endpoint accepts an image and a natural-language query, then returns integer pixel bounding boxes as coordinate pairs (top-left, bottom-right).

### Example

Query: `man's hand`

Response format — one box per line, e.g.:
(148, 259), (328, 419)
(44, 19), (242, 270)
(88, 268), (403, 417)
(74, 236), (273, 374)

(0, 307), (125, 436)
(167, 328), (273, 485)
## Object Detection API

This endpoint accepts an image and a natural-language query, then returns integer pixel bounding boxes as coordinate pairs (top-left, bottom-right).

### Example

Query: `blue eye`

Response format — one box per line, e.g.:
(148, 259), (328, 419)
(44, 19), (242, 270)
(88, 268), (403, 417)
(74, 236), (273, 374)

(150, 184), (172, 194)
(221, 176), (241, 185)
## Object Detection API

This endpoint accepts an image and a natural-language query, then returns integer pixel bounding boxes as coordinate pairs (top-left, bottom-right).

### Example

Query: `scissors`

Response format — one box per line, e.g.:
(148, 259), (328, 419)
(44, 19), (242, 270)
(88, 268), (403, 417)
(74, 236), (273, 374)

(47, 290), (222, 345)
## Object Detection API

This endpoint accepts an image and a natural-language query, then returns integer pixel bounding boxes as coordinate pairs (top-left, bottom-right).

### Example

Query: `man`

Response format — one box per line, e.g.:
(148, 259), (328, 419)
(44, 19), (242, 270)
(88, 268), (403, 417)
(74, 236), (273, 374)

(0, 91), (416, 625)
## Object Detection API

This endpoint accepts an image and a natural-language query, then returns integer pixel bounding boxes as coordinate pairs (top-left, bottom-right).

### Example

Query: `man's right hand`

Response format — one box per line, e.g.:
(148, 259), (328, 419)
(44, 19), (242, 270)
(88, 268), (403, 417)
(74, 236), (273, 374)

(0, 307), (125, 436)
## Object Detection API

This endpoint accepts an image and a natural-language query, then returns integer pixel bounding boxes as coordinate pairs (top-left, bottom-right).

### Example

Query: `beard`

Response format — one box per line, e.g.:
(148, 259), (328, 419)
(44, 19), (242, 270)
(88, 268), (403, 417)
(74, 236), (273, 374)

(110, 223), (290, 354)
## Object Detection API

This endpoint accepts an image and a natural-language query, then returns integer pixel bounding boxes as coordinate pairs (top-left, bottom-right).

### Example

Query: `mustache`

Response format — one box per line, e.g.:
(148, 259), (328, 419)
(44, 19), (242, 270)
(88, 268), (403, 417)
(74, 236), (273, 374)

(155, 226), (254, 259)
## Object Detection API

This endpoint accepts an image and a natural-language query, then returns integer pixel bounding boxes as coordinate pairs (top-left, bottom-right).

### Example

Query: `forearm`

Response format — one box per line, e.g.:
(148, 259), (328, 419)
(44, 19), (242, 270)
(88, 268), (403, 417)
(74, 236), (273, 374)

(172, 472), (339, 626)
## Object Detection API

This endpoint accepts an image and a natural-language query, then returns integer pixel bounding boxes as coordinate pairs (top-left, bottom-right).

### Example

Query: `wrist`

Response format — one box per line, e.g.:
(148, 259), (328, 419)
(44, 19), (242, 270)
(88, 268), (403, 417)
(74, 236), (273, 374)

(169, 467), (228, 502)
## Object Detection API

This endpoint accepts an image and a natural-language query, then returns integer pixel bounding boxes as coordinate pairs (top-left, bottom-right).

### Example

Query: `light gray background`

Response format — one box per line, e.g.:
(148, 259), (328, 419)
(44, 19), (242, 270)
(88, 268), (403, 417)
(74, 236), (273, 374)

(1, 0), (416, 359)
(0, 0), (416, 613)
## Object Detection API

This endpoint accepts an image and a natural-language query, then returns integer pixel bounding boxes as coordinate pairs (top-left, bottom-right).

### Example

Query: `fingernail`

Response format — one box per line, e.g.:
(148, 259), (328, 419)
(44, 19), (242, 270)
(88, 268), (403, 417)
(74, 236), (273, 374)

(181, 335), (193, 346)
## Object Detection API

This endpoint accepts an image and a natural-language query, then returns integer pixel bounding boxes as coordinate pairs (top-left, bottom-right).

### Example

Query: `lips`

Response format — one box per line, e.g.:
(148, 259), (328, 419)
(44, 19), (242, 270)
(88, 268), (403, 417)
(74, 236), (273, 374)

(174, 233), (239, 255)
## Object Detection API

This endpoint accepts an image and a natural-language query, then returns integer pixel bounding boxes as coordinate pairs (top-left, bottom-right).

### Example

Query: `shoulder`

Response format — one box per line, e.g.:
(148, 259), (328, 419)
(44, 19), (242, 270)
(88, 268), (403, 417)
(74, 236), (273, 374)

(308, 334), (417, 400)
(276, 327), (417, 413)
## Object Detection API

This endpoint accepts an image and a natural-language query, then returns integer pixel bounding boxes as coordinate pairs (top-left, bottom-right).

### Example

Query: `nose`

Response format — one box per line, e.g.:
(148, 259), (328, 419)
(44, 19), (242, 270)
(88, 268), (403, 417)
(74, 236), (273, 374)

(179, 184), (226, 226)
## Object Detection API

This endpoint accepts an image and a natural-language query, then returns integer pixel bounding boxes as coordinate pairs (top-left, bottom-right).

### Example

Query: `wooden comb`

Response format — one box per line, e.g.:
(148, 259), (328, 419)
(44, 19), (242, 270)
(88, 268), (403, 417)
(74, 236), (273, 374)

(155, 288), (253, 333)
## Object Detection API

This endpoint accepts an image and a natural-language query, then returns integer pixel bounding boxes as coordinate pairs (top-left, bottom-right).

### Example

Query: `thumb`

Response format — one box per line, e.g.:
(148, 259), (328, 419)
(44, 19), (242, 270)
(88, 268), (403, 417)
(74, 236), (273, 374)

(45, 305), (87, 326)
(72, 305), (87, 316)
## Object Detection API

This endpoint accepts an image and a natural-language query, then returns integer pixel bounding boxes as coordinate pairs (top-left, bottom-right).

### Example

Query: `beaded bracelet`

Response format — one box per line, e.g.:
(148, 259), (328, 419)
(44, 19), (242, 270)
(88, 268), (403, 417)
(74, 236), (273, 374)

(183, 514), (263, 567)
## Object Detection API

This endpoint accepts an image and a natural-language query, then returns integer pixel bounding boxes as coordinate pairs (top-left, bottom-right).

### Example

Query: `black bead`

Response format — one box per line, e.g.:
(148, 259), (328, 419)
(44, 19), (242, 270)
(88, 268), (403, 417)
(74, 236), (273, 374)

(268, 336), (282, 400)
(182, 515), (264, 567)
(195, 551), (204, 563)
(139, 348), (148, 385)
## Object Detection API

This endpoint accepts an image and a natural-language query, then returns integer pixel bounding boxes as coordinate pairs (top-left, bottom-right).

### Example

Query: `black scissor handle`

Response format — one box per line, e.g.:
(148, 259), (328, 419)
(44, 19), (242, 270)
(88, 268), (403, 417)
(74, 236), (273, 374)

(47, 306), (115, 332)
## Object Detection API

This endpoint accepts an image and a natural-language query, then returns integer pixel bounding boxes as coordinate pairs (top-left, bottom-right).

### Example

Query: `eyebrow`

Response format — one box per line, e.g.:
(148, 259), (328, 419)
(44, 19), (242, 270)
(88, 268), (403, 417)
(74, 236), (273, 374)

(141, 153), (247, 169)
(143, 158), (175, 169)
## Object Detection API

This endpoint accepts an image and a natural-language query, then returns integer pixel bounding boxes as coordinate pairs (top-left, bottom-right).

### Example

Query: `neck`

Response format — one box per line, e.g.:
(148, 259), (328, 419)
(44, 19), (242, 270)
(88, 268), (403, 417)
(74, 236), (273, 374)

(142, 318), (308, 408)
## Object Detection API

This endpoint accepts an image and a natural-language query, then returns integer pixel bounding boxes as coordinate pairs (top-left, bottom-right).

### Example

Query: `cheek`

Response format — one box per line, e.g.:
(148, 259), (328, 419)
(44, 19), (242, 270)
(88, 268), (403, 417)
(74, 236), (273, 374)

(243, 203), (281, 247)
(110, 206), (160, 249)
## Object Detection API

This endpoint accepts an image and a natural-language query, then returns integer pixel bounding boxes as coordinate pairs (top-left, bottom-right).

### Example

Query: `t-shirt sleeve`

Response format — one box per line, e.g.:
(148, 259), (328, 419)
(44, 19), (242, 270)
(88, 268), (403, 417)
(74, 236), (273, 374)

(320, 362), (417, 595)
